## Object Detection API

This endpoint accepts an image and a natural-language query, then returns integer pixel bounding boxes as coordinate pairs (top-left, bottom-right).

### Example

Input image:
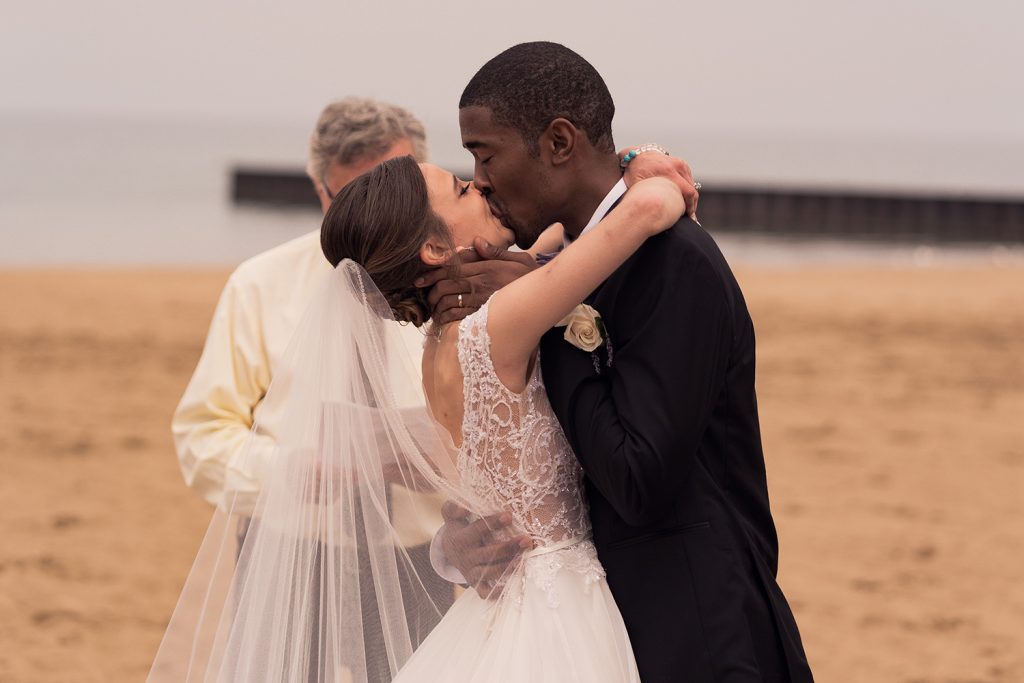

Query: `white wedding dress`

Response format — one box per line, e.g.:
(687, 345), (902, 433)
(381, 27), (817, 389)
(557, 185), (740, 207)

(393, 302), (640, 682)
(147, 263), (639, 683)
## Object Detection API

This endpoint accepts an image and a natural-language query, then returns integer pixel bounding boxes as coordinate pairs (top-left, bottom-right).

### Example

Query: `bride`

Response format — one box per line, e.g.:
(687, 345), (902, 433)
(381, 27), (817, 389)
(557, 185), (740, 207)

(148, 155), (683, 682)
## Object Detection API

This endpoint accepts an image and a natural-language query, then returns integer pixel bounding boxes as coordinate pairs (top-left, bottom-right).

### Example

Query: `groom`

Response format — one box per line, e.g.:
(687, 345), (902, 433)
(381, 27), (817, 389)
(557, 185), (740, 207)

(435, 42), (814, 682)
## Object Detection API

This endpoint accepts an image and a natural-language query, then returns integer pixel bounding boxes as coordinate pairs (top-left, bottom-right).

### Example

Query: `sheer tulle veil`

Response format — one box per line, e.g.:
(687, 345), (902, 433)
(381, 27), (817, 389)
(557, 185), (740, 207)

(148, 260), (483, 682)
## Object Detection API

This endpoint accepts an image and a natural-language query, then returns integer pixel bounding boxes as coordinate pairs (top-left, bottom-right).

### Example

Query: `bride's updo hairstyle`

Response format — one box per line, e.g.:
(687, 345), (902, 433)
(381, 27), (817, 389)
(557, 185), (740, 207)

(321, 155), (452, 327)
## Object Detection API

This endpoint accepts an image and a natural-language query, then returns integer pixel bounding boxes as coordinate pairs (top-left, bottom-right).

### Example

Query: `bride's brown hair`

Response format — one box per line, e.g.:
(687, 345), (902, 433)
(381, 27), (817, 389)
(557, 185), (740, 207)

(321, 155), (452, 327)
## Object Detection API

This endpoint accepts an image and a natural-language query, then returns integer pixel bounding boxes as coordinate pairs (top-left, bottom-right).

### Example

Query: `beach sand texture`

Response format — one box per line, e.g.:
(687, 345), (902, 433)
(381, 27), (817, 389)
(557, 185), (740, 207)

(0, 267), (1021, 682)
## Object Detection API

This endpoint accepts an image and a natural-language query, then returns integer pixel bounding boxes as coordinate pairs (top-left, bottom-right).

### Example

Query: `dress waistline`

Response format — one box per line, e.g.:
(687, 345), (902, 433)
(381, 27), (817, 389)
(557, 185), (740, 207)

(522, 534), (591, 559)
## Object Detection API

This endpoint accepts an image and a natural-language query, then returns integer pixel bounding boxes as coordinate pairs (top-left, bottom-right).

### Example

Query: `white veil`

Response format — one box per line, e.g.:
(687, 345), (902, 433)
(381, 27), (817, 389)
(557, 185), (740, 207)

(148, 260), (487, 682)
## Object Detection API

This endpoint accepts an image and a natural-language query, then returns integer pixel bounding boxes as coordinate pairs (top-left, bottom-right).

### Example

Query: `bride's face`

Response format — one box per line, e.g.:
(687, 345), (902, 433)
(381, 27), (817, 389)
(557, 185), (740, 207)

(420, 163), (515, 252)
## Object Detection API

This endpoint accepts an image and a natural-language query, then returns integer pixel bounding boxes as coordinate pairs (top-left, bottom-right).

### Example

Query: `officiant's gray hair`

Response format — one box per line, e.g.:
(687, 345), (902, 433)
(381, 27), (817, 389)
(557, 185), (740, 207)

(306, 97), (428, 184)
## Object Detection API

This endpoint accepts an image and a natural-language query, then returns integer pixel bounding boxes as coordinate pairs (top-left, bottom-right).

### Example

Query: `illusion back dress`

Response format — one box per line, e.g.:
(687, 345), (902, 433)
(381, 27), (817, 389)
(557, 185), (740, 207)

(393, 302), (641, 682)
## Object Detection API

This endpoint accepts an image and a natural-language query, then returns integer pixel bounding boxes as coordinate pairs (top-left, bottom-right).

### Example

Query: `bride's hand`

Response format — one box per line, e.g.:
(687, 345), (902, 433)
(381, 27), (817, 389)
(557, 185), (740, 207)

(620, 176), (686, 237)
(620, 148), (700, 221)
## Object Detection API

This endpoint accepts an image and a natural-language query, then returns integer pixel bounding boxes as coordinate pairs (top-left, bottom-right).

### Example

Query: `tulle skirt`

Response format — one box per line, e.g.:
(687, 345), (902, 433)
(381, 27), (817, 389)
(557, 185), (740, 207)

(393, 539), (640, 683)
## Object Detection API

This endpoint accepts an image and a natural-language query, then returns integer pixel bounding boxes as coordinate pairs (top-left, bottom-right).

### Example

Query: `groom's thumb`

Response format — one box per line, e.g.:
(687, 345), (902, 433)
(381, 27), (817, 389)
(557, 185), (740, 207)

(472, 236), (536, 270)
(473, 236), (507, 261)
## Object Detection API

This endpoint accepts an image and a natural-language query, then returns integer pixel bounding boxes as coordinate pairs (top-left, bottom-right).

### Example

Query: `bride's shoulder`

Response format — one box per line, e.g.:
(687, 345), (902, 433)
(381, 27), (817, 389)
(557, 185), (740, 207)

(455, 303), (491, 347)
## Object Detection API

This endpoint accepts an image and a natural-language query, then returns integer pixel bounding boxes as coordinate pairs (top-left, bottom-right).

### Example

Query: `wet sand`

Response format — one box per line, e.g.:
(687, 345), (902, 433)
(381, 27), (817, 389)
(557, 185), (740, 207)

(0, 267), (1021, 682)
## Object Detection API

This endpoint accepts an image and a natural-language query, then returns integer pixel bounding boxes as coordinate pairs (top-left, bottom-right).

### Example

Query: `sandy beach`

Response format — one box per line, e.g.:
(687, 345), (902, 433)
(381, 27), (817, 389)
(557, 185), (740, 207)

(0, 266), (1021, 682)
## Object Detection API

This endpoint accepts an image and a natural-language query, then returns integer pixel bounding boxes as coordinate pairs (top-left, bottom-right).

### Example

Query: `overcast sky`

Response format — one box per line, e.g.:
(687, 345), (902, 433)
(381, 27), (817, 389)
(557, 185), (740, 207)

(3, 0), (1022, 191)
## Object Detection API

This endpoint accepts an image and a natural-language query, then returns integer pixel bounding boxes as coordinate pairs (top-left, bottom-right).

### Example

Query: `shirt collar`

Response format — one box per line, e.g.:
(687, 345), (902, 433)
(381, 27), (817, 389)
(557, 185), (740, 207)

(564, 178), (628, 248)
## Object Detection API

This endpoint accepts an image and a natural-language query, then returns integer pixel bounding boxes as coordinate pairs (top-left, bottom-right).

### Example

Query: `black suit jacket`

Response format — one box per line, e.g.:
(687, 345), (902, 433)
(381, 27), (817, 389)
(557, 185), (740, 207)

(540, 215), (813, 682)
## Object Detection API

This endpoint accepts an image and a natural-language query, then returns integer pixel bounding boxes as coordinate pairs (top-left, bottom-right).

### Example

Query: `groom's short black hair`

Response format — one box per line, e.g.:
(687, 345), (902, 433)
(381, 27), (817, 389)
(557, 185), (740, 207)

(459, 41), (615, 155)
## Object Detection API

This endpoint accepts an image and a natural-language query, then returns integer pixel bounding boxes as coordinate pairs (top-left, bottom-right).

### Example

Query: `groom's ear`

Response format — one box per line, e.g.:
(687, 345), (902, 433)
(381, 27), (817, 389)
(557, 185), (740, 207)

(542, 118), (578, 167)
(419, 237), (451, 267)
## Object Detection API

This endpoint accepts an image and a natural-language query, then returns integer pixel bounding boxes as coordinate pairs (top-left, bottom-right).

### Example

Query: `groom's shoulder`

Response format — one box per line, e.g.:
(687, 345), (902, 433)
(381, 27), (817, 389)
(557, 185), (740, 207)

(636, 215), (732, 276)
(612, 216), (747, 313)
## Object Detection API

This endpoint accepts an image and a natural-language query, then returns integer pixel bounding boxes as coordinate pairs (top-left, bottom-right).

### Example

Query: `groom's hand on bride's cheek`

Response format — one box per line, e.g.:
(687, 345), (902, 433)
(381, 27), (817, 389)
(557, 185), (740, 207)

(416, 238), (537, 327)
(440, 501), (532, 598)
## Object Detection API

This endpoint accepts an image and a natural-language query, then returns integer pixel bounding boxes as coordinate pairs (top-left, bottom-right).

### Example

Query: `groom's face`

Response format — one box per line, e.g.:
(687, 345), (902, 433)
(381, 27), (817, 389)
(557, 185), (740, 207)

(459, 106), (554, 250)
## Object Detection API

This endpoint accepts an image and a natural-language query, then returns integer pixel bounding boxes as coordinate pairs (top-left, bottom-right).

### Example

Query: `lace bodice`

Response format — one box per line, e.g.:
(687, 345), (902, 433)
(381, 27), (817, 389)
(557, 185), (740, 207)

(456, 302), (592, 548)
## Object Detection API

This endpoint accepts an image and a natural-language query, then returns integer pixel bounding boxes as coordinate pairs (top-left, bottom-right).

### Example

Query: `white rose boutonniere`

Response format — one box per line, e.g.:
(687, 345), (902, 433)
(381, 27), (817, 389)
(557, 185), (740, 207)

(556, 304), (604, 353)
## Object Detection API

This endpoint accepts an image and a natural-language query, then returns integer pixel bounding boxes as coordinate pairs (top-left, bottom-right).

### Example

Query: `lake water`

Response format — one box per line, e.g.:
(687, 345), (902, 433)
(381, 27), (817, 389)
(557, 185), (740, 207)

(2, 114), (1022, 269)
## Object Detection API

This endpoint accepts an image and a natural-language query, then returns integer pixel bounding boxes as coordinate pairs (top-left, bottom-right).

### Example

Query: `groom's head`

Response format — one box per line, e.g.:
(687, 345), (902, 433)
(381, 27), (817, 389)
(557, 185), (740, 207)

(459, 41), (616, 249)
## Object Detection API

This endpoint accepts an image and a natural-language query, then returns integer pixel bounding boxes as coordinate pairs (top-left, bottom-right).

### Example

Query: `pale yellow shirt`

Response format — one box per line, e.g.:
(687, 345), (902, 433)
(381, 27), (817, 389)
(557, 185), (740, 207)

(172, 230), (443, 546)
